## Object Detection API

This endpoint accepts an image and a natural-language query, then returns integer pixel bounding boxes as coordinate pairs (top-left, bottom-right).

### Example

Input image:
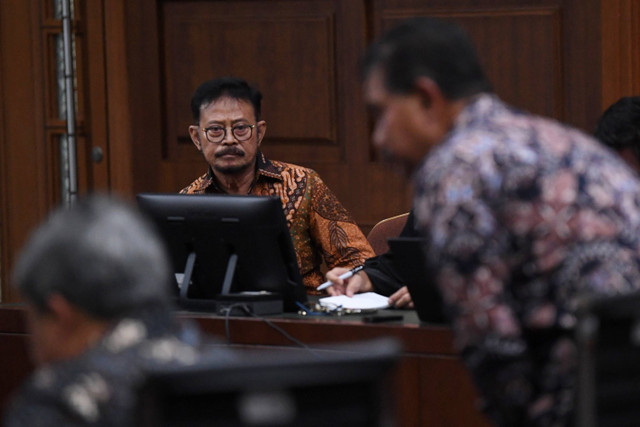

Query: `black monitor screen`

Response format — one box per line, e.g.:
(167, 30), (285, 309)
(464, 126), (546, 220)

(136, 193), (307, 312)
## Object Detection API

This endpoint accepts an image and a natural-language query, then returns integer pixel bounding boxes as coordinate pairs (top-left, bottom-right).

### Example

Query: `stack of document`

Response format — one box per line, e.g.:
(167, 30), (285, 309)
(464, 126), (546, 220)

(318, 292), (390, 310)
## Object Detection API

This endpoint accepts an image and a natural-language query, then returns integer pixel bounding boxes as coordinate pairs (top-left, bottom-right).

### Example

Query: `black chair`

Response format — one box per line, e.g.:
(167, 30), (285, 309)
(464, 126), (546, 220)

(575, 292), (640, 427)
(136, 337), (402, 427)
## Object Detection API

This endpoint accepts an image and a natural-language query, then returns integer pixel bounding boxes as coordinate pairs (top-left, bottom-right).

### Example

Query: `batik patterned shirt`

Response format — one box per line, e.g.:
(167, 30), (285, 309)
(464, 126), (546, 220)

(3, 308), (235, 426)
(413, 94), (640, 426)
(180, 152), (374, 294)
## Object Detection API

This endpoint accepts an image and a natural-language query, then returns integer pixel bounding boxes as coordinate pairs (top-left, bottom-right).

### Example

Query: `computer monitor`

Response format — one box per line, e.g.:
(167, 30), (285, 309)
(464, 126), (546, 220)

(135, 337), (402, 427)
(136, 193), (308, 312)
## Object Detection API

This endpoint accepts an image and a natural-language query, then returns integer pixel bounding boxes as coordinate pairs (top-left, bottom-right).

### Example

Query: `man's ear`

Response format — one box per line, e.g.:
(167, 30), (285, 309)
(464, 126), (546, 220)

(256, 120), (267, 146)
(413, 77), (444, 111)
(188, 125), (202, 151)
(46, 293), (82, 333)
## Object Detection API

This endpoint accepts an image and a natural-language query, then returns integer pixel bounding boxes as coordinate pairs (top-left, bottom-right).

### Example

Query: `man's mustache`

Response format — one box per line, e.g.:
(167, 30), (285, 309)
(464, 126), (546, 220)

(215, 147), (245, 157)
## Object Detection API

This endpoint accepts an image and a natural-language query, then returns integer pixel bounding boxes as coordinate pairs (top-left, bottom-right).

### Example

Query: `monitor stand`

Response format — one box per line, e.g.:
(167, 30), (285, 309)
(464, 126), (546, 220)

(177, 252), (283, 315)
(179, 252), (197, 300)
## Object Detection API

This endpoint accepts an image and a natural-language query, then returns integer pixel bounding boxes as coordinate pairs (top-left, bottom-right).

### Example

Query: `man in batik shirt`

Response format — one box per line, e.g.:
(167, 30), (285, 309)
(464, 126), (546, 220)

(3, 196), (235, 426)
(362, 17), (640, 426)
(181, 77), (374, 294)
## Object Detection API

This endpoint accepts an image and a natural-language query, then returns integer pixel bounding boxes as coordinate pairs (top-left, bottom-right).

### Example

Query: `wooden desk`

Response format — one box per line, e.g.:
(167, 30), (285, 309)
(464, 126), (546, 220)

(0, 305), (491, 426)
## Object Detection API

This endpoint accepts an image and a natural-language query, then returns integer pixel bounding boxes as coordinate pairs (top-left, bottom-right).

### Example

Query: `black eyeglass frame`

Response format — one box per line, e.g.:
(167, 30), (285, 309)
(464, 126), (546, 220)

(202, 124), (257, 144)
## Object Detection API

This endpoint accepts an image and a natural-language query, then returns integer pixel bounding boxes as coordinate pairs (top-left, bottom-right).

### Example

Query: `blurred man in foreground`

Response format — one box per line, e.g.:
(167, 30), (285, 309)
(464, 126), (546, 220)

(3, 195), (234, 426)
(361, 17), (640, 426)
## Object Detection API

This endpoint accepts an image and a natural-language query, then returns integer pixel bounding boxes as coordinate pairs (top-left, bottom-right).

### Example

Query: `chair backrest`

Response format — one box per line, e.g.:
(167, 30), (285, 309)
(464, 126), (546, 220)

(575, 292), (640, 427)
(136, 337), (402, 427)
(367, 213), (410, 255)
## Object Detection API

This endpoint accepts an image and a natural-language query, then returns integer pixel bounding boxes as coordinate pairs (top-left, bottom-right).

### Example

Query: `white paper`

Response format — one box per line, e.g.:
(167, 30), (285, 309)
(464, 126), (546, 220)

(318, 292), (390, 310)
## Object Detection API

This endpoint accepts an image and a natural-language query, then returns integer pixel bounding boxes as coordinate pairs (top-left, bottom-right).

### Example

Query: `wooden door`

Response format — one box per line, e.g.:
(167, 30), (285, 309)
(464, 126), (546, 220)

(0, 0), (111, 302)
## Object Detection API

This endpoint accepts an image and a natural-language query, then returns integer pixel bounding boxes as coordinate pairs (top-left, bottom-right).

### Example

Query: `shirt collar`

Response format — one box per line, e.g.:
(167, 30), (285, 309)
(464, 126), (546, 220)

(453, 93), (503, 130)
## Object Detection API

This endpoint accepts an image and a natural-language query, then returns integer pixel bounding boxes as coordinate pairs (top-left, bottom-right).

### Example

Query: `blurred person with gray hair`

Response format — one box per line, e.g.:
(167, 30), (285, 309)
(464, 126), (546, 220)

(3, 195), (234, 426)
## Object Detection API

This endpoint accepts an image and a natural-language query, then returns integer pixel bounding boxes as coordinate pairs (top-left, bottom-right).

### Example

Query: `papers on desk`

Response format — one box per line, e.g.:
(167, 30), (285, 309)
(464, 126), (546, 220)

(319, 292), (390, 310)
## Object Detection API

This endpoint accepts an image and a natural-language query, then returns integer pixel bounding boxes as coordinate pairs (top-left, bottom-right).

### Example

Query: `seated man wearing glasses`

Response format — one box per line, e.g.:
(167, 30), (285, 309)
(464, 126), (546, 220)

(180, 77), (374, 294)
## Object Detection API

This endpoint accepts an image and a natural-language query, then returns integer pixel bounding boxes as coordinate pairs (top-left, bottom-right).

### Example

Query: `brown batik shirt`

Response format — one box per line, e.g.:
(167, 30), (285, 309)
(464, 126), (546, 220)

(179, 151), (375, 294)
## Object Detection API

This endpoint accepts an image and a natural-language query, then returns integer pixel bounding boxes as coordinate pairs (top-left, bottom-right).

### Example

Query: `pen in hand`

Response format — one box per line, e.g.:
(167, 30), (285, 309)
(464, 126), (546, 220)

(316, 265), (364, 291)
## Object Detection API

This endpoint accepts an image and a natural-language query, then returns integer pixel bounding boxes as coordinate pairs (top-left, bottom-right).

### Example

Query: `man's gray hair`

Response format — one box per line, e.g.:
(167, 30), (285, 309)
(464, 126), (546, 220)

(13, 194), (173, 318)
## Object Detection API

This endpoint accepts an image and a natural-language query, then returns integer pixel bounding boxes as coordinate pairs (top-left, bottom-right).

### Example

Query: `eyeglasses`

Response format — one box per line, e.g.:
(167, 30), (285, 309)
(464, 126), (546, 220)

(202, 123), (256, 143)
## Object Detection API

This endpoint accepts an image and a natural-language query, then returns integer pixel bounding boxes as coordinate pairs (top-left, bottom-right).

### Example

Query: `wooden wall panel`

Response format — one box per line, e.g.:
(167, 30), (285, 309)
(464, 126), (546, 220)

(372, 0), (601, 131)
(0, 0), (49, 302)
(104, 0), (136, 196)
(441, 9), (562, 120)
(601, 0), (640, 110)
(377, 7), (563, 120)
(161, 1), (340, 161)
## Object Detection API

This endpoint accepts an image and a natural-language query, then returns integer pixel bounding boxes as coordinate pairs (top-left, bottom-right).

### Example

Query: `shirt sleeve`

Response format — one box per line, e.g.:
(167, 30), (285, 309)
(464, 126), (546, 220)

(306, 171), (375, 271)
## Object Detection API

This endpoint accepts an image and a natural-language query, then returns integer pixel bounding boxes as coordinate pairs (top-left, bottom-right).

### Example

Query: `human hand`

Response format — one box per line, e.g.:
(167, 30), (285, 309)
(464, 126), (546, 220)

(324, 267), (372, 297)
(388, 286), (414, 309)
